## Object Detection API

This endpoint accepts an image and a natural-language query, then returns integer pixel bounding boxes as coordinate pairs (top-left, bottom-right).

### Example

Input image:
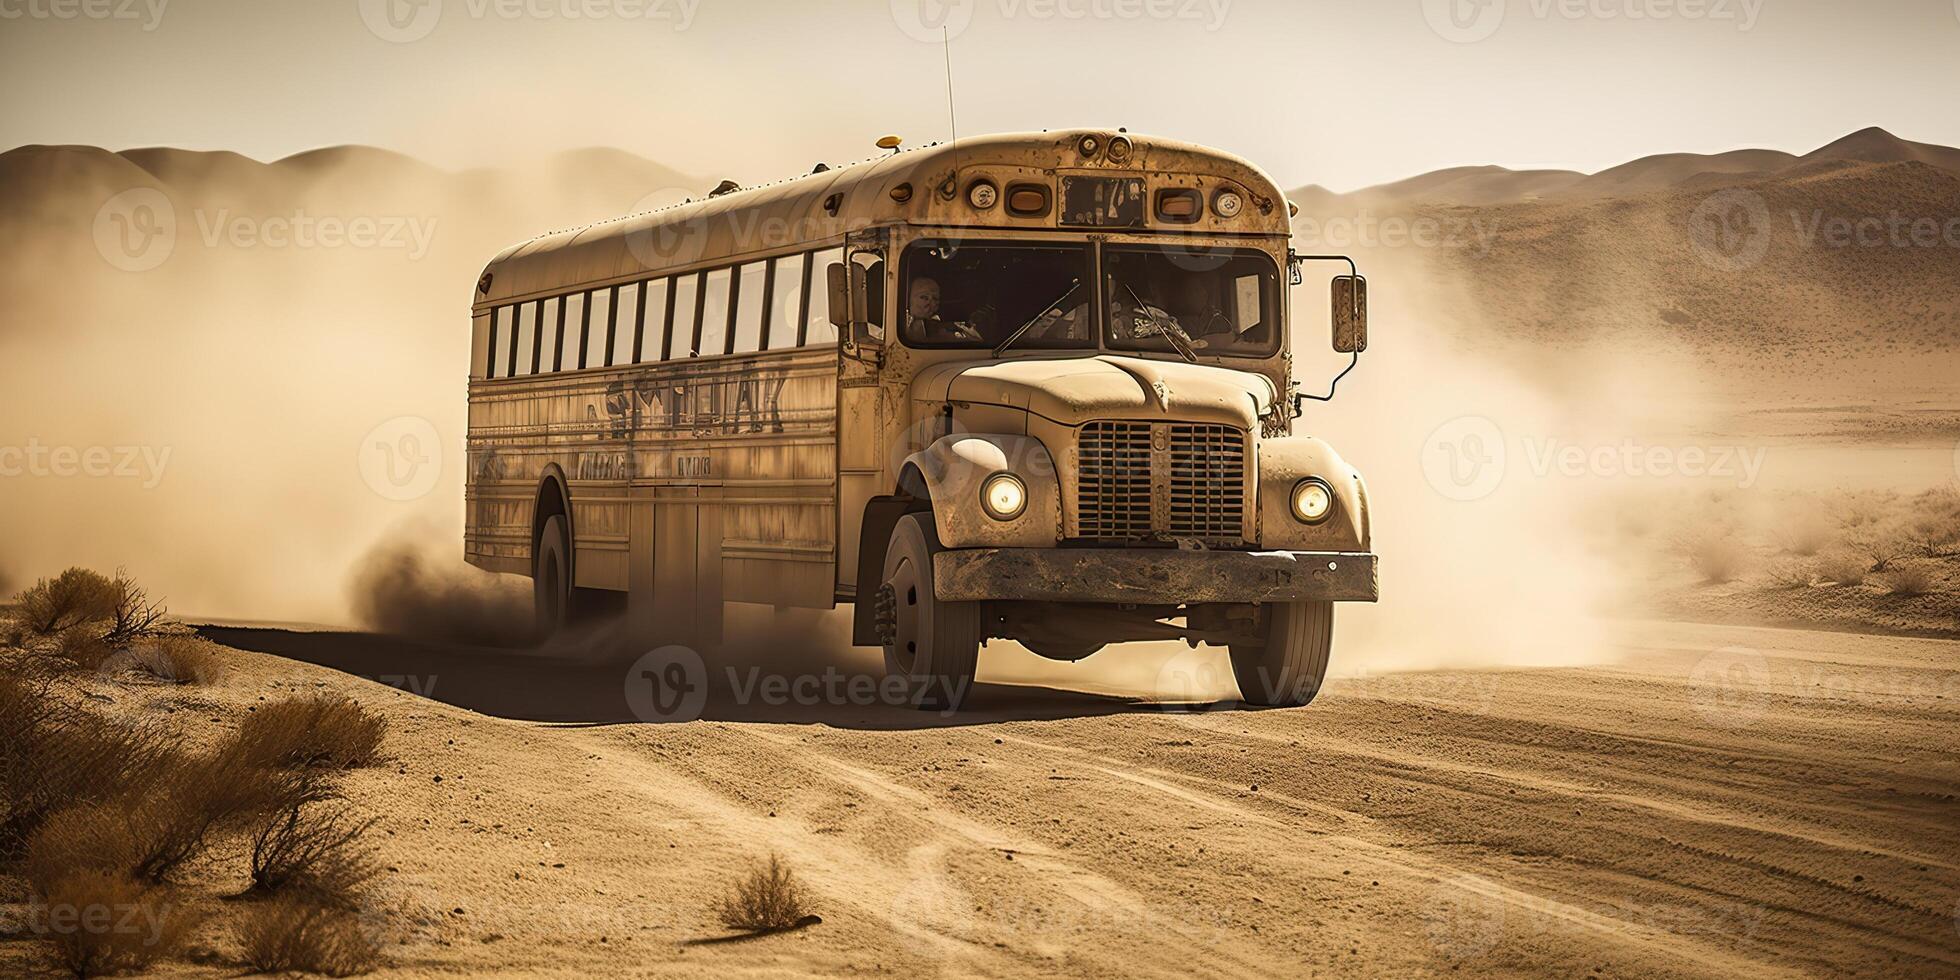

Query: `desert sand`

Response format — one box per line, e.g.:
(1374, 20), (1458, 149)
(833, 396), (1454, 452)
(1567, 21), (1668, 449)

(1, 617), (1952, 977)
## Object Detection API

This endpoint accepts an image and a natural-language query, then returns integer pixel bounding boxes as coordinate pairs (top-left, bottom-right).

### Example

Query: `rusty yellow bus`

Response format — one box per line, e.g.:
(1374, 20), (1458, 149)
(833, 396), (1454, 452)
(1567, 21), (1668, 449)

(465, 130), (1376, 709)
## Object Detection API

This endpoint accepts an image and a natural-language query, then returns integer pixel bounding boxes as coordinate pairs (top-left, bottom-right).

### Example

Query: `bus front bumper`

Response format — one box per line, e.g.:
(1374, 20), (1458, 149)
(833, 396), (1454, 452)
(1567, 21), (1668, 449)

(932, 548), (1379, 604)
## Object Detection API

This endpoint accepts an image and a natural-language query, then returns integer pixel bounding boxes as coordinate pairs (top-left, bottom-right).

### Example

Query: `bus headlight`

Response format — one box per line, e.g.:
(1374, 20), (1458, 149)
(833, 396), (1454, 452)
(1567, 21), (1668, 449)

(1213, 190), (1244, 219)
(981, 473), (1027, 521)
(1290, 478), (1334, 524)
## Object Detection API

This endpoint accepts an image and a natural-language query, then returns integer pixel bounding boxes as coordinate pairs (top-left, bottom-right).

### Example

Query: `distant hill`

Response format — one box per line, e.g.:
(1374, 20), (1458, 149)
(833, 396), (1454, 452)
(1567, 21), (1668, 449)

(1291, 127), (1960, 210)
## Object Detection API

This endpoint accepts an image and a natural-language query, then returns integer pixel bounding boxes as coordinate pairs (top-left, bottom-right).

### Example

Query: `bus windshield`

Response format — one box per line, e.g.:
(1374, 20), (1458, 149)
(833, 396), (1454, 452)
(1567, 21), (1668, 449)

(1105, 245), (1279, 357)
(899, 241), (1094, 350)
(898, 240), (1280, 356)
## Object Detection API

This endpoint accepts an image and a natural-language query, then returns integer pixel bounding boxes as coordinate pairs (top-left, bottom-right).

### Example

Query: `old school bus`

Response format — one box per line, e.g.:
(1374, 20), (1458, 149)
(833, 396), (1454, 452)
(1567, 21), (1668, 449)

(465, 130), (1376, 709)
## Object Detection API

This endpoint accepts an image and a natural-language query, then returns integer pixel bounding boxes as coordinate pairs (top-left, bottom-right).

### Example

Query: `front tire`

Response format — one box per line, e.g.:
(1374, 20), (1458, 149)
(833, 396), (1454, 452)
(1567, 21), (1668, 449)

(877, 514), (980, 711)
(533, 515), (572, 641)
(1228, 601), (1333, 707)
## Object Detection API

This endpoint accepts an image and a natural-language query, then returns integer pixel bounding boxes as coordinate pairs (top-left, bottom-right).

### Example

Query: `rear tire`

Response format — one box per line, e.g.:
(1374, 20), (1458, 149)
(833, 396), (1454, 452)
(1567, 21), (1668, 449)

(878, 514), (980, 711)
(1228, 601), (1333, 707)
(533, 515), (572, 641)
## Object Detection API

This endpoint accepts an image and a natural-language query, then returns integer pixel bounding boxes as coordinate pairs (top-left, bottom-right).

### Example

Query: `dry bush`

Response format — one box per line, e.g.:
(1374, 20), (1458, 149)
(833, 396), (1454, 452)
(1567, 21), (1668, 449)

(1815, 554), (1868, 587)
(16, 568), (119, 635)
(102, 569), (168, 648)
(1849, 528), (1915, 573)
(35, 870), (201, 978)
(0, 676), (179, 855)
(23, 743), (327, 888)
(715, 854), (813, 932)
(54, 625), (115, 671)
(1763, 559), (1813, 590)
(236, 896), (380, 977)
(235, 695), (387, 770)
(1680, 532), (1747, 584)
(125, 635), (225, 685)
(249, 803), (381, 908)
(1883, 565), (1935, 598)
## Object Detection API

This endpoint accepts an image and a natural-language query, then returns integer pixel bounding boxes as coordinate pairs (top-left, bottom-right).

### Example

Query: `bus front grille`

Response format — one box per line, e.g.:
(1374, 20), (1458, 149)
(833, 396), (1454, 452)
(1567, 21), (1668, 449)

(1076, 421), (1247, 543)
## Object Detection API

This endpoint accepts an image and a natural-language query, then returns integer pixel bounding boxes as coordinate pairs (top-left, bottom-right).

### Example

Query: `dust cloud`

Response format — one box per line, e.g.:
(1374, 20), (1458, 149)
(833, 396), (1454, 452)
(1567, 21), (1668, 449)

(345, 523), (530, 647)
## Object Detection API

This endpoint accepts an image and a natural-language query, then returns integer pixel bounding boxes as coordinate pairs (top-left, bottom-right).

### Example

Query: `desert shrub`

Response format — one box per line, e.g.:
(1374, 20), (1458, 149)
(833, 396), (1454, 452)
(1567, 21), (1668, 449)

(54, 626), (115, 671)
(125, 635), (224, 685)
(1815, 554), (1867, 587)
(1849, 529), (1915, 573)
(1763, 559), (1813, 590)
(236, 896), (380, 977)
(102, 569), (168, 648)
(23, 743), (326, 887)
(715, 854), (813, 932)
(0, 679), (178, 855)
(1681, 532), (1747, 584)
(16, 568), (119, 635)
(249, 803), (380, 908)
(234, 695), (387, 770)
(35, 870), (200, 978)
(1883, 565), (1935, 598)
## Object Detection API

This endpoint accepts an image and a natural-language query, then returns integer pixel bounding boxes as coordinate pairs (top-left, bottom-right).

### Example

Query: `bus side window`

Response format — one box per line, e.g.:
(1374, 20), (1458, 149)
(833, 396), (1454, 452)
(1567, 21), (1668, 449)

(766, 253), (806, 350)
(806, 247), (844, 344)
(670, 273), (701, 358)
(590, 288), (616, 367)
(640, 278), (672, 362)
(698, 267), (732, 357)
(611, 283), (639, 366)
(488, 305), (511, 378)
(539, 297), (561, 373)
(514, 301), (538, 376)
(562, 291), (587, 371)
(732, 261), (767, 354)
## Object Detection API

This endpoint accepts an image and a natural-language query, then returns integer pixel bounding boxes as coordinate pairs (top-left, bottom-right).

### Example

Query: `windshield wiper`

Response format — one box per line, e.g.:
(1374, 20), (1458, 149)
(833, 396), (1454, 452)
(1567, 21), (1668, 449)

(1122, 284), (1198, 363)
(993, 279), (1081, 357)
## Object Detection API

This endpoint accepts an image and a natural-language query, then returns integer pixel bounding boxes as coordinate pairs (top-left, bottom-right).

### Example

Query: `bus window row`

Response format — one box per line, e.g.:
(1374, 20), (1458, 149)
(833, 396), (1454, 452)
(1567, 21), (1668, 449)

(486, 247), (844, 378)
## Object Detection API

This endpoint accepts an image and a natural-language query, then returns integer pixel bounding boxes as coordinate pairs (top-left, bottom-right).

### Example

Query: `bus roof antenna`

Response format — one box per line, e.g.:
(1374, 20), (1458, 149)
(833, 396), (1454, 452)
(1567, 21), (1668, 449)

(942, 26), (960, 151)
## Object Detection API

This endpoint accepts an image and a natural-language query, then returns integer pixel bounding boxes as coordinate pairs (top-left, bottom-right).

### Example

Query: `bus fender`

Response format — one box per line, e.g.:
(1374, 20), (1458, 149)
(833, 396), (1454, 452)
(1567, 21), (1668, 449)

(902, 434), (1061, 550)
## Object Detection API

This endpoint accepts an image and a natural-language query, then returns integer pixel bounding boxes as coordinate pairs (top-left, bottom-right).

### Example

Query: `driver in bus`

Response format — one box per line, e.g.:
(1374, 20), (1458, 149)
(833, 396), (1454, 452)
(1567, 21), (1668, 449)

(907, 275), (988, 343)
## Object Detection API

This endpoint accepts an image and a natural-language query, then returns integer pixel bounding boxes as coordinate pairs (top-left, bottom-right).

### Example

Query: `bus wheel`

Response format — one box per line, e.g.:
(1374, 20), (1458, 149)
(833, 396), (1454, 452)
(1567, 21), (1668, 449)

(1228, 601), (1333, 707)
(876, 514), (979, 711)
(533, 515), (572, 641)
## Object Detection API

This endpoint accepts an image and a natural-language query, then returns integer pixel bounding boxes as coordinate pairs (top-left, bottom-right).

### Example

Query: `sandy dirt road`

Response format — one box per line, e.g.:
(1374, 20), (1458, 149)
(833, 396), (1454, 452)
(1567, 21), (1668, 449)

(181, 619), (1960, 979)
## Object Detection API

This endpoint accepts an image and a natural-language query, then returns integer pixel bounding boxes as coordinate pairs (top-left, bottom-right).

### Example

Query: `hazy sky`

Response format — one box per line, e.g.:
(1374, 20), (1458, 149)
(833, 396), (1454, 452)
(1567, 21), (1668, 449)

(3, 0), (1957, 191)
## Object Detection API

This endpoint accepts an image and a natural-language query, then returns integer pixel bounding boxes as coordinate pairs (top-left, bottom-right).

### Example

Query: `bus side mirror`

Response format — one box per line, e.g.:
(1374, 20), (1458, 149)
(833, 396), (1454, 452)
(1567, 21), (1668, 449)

(829, 261), (882, 356)
(826, 262), (853, 331)
(1332, 275), (1367, 353)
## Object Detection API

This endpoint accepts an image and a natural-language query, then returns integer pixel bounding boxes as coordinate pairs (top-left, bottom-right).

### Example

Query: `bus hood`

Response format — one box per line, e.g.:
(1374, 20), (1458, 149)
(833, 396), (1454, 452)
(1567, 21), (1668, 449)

(914, 355), (1278, 429)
